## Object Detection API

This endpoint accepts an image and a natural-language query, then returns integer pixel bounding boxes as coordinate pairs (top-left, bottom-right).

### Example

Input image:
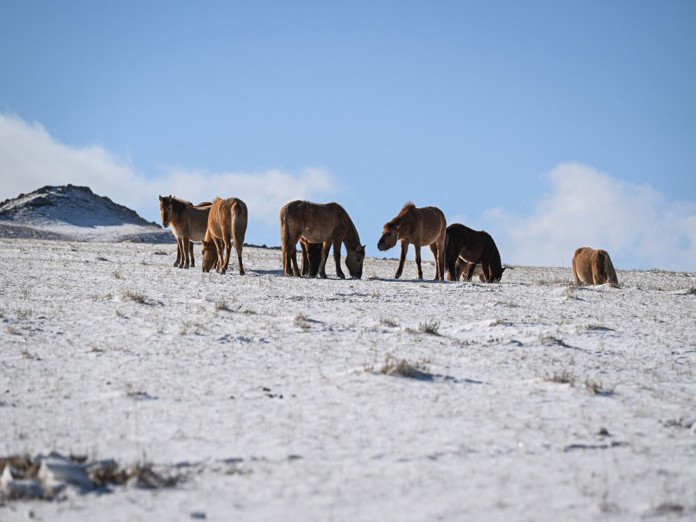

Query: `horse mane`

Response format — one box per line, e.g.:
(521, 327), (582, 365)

(169, 196), (194, 212)
(398, 202), (416, 217)
(387, 202), (416, 228)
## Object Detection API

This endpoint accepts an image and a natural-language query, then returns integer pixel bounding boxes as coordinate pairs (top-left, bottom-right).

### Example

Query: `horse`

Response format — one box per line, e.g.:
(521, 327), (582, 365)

(444, 223), (505, 283)
(201, 197), (248, 275)
(572, 247), (619, 286)
(377, 202), (447, 281)
(159, 196), (211, 269)
(280, 200), (365, 279)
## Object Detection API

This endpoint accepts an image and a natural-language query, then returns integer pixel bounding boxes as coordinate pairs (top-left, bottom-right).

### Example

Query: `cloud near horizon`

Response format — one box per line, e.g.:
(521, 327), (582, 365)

(473, 163), (696, 271)
(0, 113), (340, 239)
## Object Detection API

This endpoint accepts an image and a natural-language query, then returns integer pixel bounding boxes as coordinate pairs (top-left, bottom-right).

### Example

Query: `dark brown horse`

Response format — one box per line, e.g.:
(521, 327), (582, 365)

(159, 196), (211, 268)
(572, 247), (619, 286)
(201, 197), (248, 275)
(280, 200), (365, 279)
(377, 202), (447, 280)
(444, 224), (505, 282)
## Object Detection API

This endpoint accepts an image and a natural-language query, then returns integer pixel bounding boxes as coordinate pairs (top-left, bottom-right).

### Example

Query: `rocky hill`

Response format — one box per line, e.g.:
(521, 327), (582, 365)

(0, 185), (172, 243)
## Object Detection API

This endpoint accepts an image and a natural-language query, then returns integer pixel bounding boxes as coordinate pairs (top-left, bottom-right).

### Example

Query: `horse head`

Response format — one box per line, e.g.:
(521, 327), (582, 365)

(159, 195), (173, 228)
(201, 240), (217, 273)
(377, 224), (398, 251)
(346, 245), (366, 279)
(490, 266), (506, 283)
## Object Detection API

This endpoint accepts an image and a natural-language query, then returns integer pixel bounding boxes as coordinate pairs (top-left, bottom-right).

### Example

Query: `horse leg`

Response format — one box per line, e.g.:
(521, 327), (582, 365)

(463, 261), (476, 281)
(429, 243), (440, 281)
(455, 257), (464, 281)
(436, 238), (446, 281)
(333, 239), (345, 279)
(181, 237), (191, 269)
(213, 237), (226, 274)
(300, 241), (309, 276)
(318, 243), (331, 279)
(235, 239), (245, 275)
(174, 238), (182, 267)
(480, 260), (491, 283)
(414, 244), (423, 280)
(189, 240), (195, 268)
(395, 240), (408, 279)
(291, 248), (301, 277)
(222, 236), (232, 274)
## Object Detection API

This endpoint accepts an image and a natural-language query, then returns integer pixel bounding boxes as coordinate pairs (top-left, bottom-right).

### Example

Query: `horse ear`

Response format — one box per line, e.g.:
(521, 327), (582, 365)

(159, 195), (163, 201)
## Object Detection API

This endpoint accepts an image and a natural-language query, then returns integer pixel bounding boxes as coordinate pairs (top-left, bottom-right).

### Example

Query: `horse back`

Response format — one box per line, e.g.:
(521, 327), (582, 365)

(282, 200), (346, 243)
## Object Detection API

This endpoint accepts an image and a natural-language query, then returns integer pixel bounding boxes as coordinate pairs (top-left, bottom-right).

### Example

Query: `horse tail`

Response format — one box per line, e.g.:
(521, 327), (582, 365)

(231, 198), (248, 249)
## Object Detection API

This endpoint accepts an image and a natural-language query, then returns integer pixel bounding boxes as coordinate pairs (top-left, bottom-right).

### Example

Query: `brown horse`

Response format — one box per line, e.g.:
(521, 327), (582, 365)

(201, 197), (248, 275)
(572, 247), (619, 286)
(280, 200), (365, 279)
(377, 202), (447, 280)
(159, 196), (211, 269)
(444, 224), (505, 283)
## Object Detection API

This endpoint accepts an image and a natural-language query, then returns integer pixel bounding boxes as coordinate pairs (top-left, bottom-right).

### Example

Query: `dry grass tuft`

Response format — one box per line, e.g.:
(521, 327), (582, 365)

(368, 355), (432, 380)
(418, 320), (440, 335)
(121, 290), (148, 305)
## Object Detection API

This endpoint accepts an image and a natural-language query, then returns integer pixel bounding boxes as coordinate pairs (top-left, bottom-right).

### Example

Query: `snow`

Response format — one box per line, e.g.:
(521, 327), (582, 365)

(1, 238), (695, 521)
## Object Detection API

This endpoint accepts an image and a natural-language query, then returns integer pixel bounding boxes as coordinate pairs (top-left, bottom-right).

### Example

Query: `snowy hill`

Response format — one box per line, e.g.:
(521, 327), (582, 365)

(0, 185), (172, 243)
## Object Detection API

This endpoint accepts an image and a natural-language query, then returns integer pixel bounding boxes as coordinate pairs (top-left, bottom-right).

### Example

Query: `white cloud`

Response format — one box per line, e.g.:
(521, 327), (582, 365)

(479, 163), (696, 271)
(0, 113), (340, 245)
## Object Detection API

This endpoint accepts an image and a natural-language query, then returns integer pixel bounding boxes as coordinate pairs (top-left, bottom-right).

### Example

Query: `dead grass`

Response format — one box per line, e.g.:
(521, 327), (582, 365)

(544, 371), (614, 396)
(368, 355), (432, 380)
(0, 453), (186, 500)
(380, 317), (399, 328)
(121, 290), (148, 305)
(417, 320), (440, 335)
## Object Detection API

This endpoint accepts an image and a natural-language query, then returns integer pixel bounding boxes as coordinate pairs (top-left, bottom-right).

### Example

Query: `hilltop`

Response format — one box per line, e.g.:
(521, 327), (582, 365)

(0, 185), (171, 242)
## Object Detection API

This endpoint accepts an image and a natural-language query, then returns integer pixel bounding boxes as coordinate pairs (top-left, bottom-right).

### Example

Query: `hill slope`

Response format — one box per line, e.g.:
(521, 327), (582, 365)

(0, 185), (171, 242)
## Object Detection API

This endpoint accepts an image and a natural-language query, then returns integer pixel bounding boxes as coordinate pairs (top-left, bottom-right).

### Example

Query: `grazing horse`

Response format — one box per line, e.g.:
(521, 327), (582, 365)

(377, 202), (447, 280)
(444, 224), (505, 283)
(572, 247), (619, 286)
(201, 197), (248, 275)
(159, 195), (211, 269)
(280, 200), (365, 279)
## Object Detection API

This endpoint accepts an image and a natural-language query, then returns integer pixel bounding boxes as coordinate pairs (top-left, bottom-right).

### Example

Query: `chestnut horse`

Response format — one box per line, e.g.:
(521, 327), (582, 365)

(444, 224), (505, 283)
(159, 196), (211, 269)
(280, 200), (365, 279)
(572, 247), (619, 286)
(377, 202), (447, 280)
(201, 197), (248, 275)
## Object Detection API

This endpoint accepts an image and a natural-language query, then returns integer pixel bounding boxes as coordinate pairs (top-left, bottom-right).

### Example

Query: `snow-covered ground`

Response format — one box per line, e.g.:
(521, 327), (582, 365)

(1, 238), (695, 521)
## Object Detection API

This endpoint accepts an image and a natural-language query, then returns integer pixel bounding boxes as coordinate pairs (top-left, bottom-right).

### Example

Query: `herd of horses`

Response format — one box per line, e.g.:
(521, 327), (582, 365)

(159, 196), (619, 286)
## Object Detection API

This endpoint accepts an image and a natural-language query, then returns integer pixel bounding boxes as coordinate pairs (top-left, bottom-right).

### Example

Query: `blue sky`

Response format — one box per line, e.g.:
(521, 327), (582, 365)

(1, 1), (695, 271)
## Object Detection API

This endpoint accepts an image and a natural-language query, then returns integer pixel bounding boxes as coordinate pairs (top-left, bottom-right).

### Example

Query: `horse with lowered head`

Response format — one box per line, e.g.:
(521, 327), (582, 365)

(444, 223), (505, 283)
(201, 197), (248, 275)
(377, 202), (447, 281)
(159, 195), (211, 269)
(280, 200), (365, 279)
(572, 247), (619, 287)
